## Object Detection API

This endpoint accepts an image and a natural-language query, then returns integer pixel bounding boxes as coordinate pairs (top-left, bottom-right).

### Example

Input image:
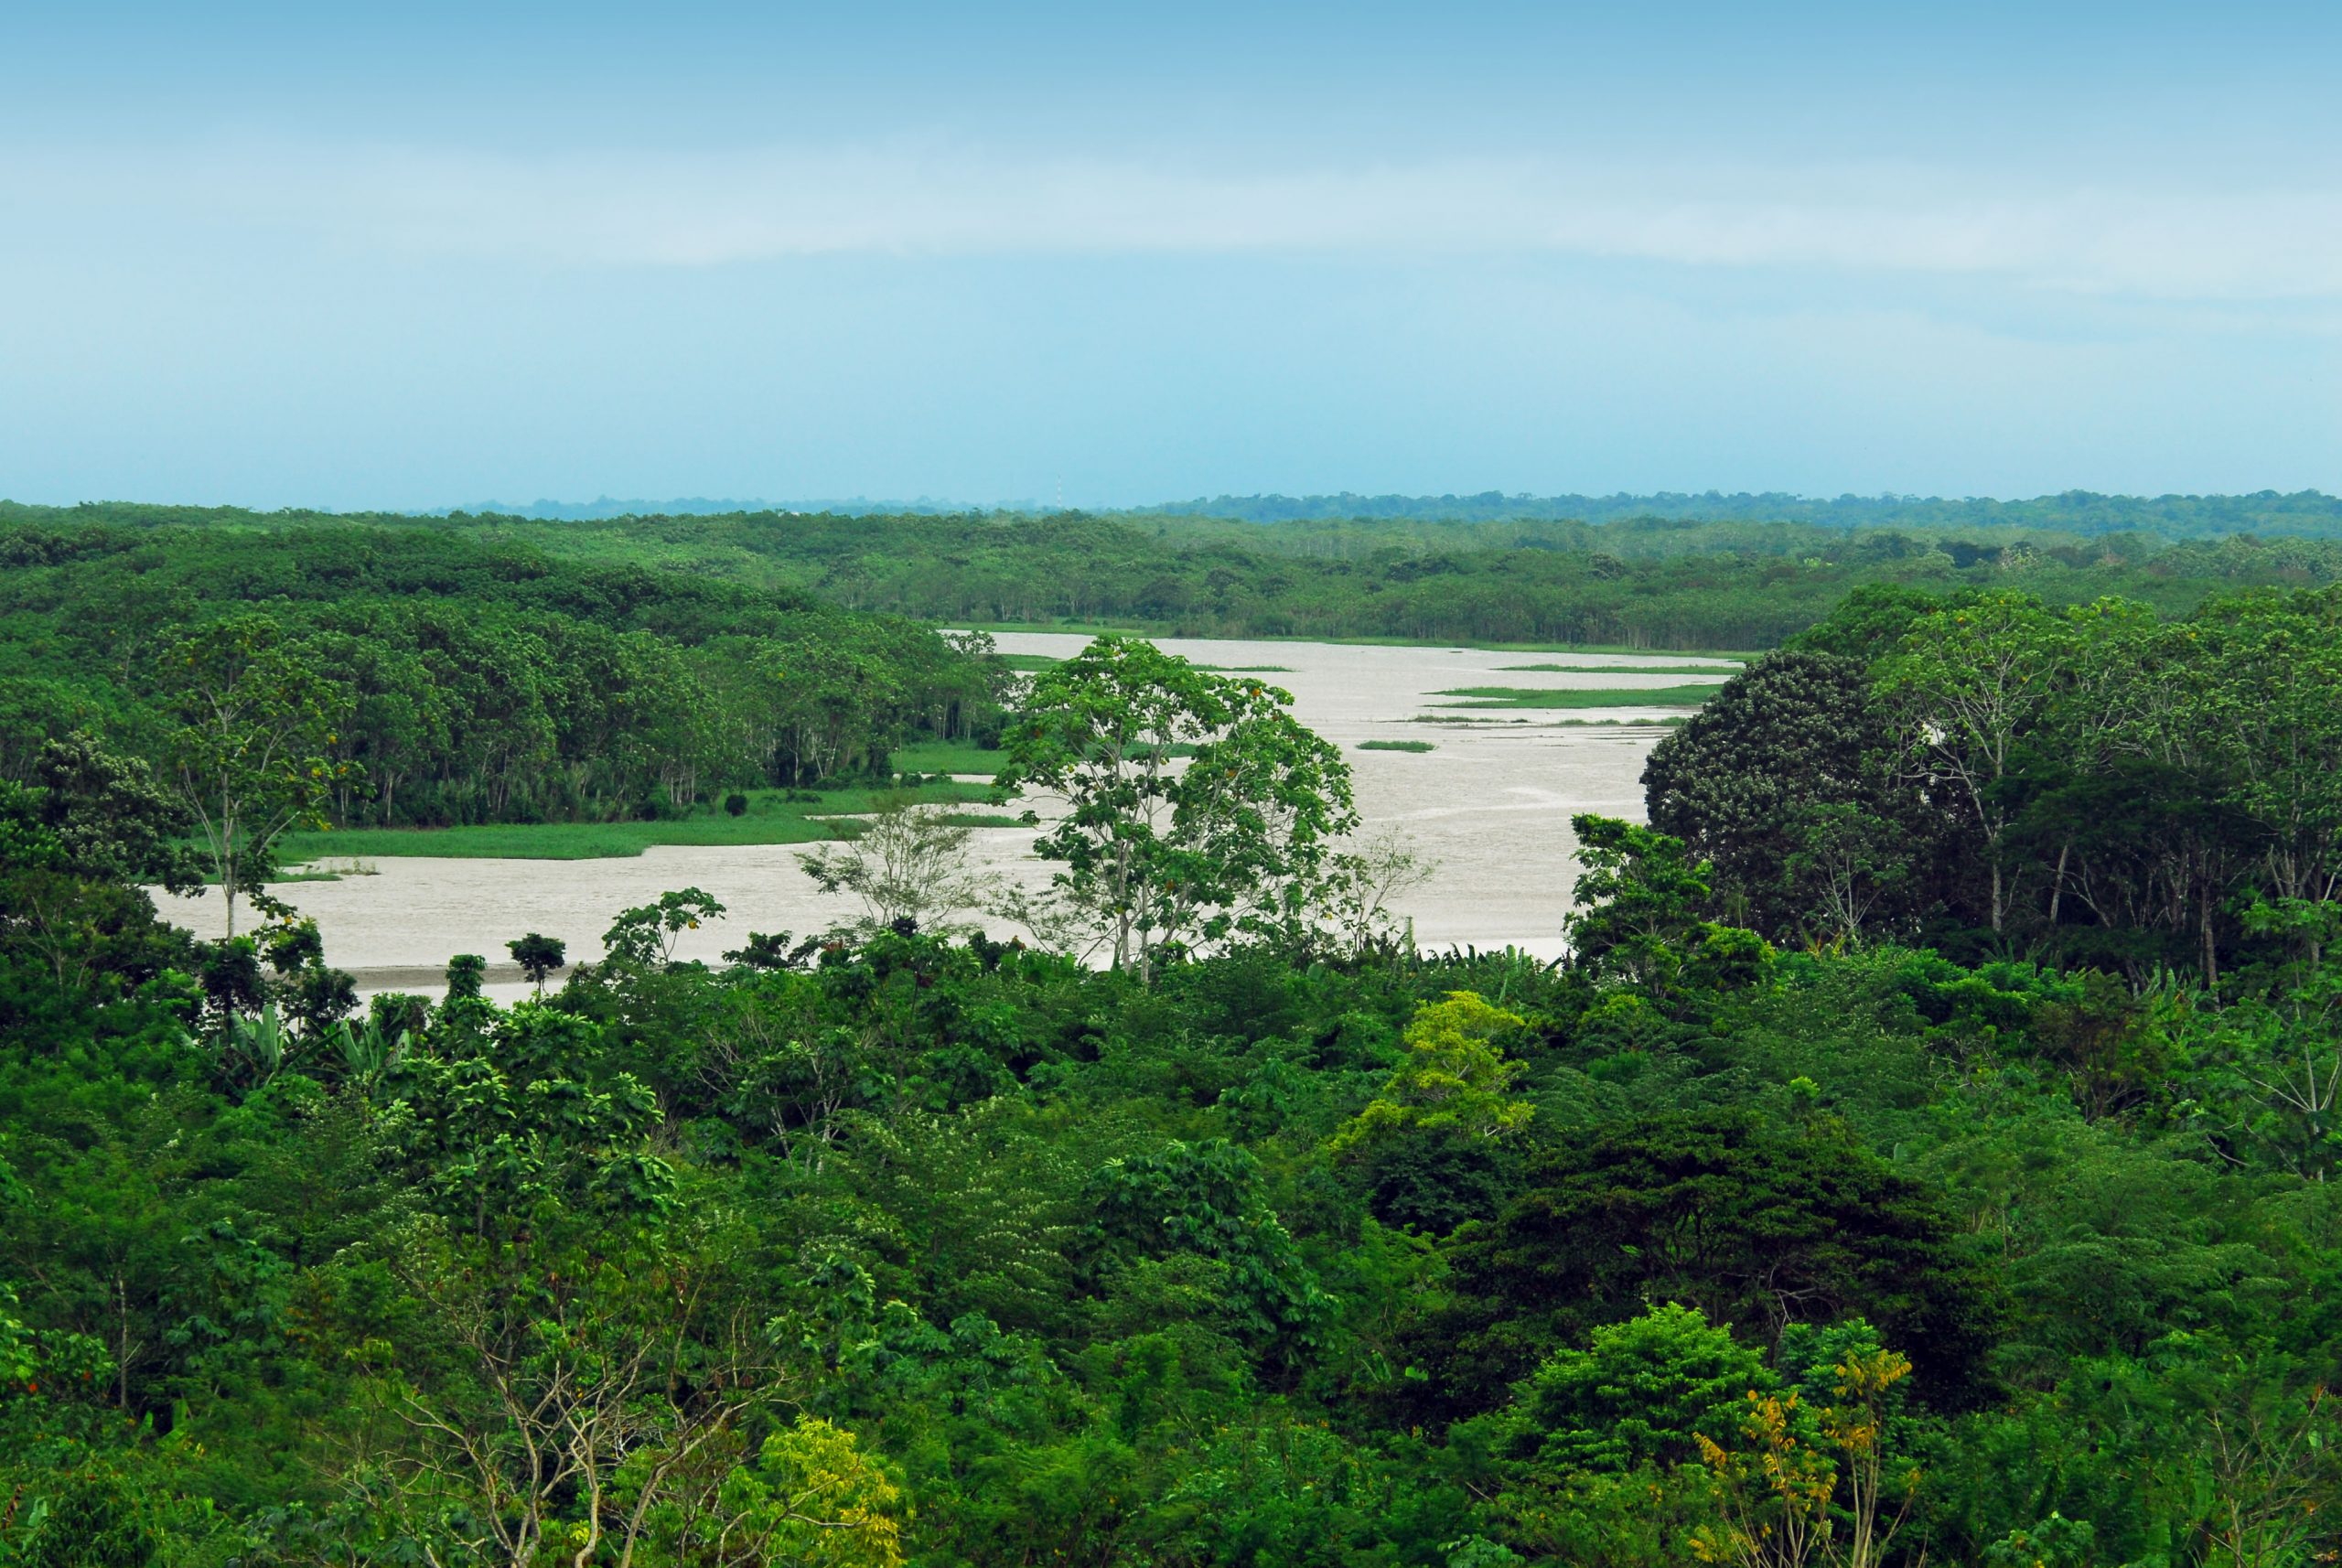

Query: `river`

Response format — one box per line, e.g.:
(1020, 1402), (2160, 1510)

(151, 635), (1721, 998)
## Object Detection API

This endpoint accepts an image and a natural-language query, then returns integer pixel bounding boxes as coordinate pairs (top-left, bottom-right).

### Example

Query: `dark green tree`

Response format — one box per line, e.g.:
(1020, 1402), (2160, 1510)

(505, 932), (567, 992)
(1403, 1112), (2001, 1420)
(1643, 650), (1919, 939)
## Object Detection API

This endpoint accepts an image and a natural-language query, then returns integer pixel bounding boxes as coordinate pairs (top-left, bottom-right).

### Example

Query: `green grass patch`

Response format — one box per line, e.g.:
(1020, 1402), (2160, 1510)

(278, 780), (997, 862)
(983, 651), (1292, 674)
(889, 737), (1005, 776)
(958, 621), (1157, 640)
(956, 623), (1760, 660)
(932, 811), (1029, 828)
(1358, 738), (1436, 753)
(1499, 661), (1742, 675)
(1434, 683), (1724, 710)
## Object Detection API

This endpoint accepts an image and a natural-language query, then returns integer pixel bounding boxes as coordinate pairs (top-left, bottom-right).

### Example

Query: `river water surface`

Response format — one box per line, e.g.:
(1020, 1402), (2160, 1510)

(152, 635), (1721, 998)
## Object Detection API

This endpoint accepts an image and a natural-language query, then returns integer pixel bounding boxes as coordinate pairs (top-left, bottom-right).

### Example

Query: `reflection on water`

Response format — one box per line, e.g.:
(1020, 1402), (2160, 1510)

(153, 635), (1719, 989)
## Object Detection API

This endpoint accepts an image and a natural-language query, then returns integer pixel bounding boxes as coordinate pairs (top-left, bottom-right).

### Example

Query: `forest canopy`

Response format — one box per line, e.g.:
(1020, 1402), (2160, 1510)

(8, 499), (2342, 651)
(1, 509), (2339, 1564)
(0, 517), (1009, 836)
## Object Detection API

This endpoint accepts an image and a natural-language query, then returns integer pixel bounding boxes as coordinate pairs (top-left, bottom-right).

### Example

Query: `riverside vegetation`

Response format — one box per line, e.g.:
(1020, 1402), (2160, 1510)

(1, 507), (2340, 1564)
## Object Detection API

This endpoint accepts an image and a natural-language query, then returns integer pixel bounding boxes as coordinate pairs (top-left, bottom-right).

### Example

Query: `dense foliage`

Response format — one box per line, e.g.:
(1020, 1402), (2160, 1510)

(9, 501), (2342, 653)
(6, 592), (2342, 1565)
(1649, 582), (2342, 987)
(0, 518), (1008, 836)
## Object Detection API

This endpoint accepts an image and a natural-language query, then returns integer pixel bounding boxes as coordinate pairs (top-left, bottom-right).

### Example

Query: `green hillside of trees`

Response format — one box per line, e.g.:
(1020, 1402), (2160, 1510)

(2, 547), (2338, 1562)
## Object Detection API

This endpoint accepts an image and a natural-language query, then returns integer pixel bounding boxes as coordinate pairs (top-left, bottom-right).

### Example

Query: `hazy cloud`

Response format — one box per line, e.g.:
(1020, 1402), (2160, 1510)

(13, 138), (2342, 302)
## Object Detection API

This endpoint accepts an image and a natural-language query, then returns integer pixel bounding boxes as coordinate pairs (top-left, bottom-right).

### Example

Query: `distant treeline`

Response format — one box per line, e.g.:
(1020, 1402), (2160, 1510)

(10, 499), (2342, 652)
(1130, 487), (2342, 536)
(0, 517), (1006, 828)
(409, 487), (2342, 539)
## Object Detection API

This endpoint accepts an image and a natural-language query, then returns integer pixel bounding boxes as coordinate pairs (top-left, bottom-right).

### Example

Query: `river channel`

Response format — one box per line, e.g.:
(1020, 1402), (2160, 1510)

(151, 635), (1723, 998)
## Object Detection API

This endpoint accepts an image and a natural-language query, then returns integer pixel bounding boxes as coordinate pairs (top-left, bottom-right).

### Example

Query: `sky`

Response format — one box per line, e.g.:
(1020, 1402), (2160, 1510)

(3, 2), (2340, 510)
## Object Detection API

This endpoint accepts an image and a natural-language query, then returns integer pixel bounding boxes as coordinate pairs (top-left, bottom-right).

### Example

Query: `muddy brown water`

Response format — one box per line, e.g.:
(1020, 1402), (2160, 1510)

(151, 636), (1722, 999)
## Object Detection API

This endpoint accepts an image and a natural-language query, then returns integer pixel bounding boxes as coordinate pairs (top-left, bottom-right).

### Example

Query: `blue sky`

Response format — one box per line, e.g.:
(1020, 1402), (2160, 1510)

(4, 2), (2339, 509)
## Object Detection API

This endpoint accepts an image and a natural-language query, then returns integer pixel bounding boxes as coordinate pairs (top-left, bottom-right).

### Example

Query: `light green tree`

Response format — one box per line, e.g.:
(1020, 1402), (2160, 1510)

(2188, 593), (2342, 910)
(696, 1416), (908, 1568)
(1330, 992), (1533, 1156)
(802, 791), (993, 935)
(1873, 591), (2065, 932)
(994, 637), (1355, 983)
(159, 616), (353, 937)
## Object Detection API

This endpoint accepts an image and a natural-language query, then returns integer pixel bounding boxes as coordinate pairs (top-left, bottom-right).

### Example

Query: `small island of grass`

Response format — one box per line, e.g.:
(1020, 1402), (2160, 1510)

(1498, 661), (1743, 675)
(1434, 683), (1725, 710)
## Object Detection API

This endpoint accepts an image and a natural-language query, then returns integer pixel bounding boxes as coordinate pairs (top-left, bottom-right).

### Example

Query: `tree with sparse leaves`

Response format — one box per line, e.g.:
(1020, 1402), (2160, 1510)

(801, 792), (993, 936)
(158, 616), (355, 937)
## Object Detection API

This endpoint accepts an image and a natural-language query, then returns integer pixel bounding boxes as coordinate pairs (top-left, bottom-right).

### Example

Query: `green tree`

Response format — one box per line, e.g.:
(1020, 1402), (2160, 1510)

(1503, 1302), (1772, 1475)
(1644, 650), (1908, 937)
(1781, 802), (1910, 947)
(1, 732), (202, 893)
(693, 1417), (908, 1568)
(1690, 1337), (1920, 1568)
(1086, 1139), (1334, 1354)
(1873, 592), (2064, 933)
(600, 886), (727, 969)
(504, 932), (566, 993)
(802, 792), (993, 935)
(994, 637), (1355, 983)
(1564, 815), (1773, 1014)
(1405, 1113), (1999, 1421)
(1330, 992), (1533, 1156)
(0, 734), (201, 995)
(158, 616), (353, 936)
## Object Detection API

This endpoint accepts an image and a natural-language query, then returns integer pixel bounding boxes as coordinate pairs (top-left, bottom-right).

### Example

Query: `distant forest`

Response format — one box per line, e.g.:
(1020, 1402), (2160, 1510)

(447, 488), (2342, 540)
(7, 507), (2342, 1562)
(0, 515), (1005, 832)
(1133, 488), (2342, 535)
(10, 498), (2328, 652)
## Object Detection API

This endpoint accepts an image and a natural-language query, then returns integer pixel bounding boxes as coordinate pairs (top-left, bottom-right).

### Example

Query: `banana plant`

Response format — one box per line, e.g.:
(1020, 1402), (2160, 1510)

(332, 1014), (411, 1089)
(221, 1001), (286, 1089)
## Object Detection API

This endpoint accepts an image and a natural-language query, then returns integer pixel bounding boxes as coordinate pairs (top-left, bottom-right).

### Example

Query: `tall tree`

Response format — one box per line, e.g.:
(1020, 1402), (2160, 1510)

(158, 616), (353, 936)
(1873, 592), (2064, 933)
(1643, 650), (1908, 938)
(994, 637), (1355, 982)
